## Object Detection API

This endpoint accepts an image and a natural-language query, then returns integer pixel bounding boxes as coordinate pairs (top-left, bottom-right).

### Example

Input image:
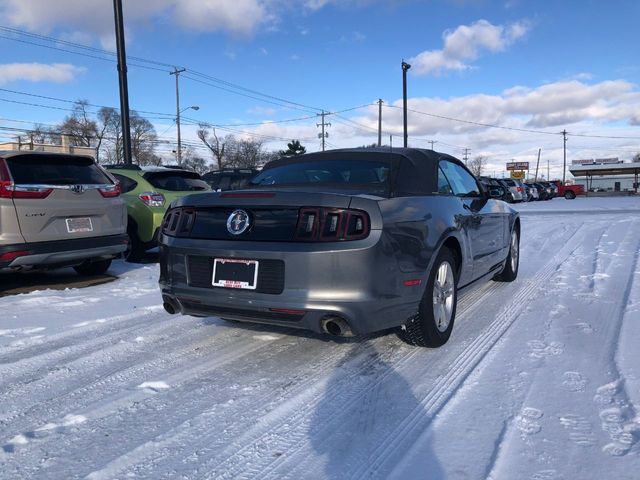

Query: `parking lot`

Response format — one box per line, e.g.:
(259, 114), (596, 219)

(1, 197), (639, 479)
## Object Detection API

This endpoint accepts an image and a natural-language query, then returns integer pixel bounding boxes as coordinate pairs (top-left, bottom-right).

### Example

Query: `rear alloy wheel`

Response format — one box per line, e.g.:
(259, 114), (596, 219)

(494, 227), (519, 282)
(74, 258), (112, 276)
(398, 248), (458, 348)
(125, 224), (145, 263)
(564, 190), (576, 200)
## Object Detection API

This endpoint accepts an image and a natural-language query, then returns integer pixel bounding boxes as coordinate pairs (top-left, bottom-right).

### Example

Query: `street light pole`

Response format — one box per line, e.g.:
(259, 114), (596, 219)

(402, 61), (411, 148)
(112, 0), (132, 165)
(170, 67), (186, 165)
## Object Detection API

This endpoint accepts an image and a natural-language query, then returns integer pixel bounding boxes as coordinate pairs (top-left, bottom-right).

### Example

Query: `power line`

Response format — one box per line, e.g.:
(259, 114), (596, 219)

(384, 104), (640, 140)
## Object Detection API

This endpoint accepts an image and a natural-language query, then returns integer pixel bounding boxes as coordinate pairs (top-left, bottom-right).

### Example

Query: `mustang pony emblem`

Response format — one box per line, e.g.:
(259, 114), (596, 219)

(226, 209), (250, 235)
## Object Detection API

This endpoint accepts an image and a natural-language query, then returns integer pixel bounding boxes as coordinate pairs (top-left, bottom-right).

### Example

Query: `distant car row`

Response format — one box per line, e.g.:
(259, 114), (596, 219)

(479, 177), (561, 203)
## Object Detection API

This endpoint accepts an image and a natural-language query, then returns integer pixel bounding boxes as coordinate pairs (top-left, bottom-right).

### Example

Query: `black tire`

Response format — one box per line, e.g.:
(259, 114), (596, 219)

(564, 190), (576, 200)
(74, 258), (112, 276)
(125, 224), (145, 263)
(494, 227), (519, 282)
(398, 248), (458, 348)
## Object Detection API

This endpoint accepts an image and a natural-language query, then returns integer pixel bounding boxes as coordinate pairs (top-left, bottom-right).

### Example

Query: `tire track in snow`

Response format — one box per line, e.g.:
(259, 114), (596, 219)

(0, 306), (166, 382)
(0, 321), (301, 444)
(189, 224), (588, 480)
(79, 279), (502, 480)
(0, 318), (249, 434)
(348, 222), (587, 480)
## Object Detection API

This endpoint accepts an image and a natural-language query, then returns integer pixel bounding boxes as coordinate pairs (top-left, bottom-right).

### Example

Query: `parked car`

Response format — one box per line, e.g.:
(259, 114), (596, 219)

(537, 181), (555, 200)
(496, 178), (524, 203)
(551, 180), (584, 199)
(202, 168), (258, 191)
(479, 176), (509, 202)
(159, 148), (520, 348)
(0, 151), (127, 275)
(524, 183), (539, 201)
(531, 183), (548, 200)
(106, 165), (211, 261)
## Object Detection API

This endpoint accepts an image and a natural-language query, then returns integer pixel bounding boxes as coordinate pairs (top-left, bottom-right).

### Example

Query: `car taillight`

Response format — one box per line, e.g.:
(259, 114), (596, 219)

(162, 208), (196, 237)
(0, 159), (53, 199)
(0, 184), (52, 199)
(139, 192), (165, 207)
(517, 186), (522, 193)
(99, 183), (121, 198)
(295, 207), (370, 241)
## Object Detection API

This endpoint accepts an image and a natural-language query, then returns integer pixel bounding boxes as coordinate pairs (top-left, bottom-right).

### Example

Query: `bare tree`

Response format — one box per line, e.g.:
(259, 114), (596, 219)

(95, 107), (119, 163)
(130, 112), (159, 166)
(468, 155), (486, 177)
(181, 147), (210, 175)
(58, 100), (98, 147)
(197, 126), (228, 170)
(226, 137), (266, 168)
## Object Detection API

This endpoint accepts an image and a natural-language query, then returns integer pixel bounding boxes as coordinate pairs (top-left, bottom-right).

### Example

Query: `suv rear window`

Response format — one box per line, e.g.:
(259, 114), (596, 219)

(5, 154), (111, 185)
(144, 171), (210, 192)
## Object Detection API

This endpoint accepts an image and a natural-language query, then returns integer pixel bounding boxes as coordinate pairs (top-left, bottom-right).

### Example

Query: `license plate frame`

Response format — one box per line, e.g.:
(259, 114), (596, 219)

(212, 258), (259, 290)
(66, 217), (93, 233)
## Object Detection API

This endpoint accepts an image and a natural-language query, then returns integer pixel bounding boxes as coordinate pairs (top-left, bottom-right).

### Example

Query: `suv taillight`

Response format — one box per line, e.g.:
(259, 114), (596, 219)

(139, 192), (165, 207)
(0, 159), (53, 199)
(295, 207), (370, 241)
(517, 186), (522, 193)
(162, 208), (196, 237)
(99, 183), (121, 198)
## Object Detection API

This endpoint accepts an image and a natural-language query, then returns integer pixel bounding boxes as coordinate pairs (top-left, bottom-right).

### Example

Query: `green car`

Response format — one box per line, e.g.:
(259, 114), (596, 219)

(106, 165), (210, 261)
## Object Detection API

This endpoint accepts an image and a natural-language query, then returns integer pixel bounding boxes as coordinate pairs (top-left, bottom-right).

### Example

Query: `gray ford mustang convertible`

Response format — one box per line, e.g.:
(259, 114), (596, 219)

(159, 148), (520, 347)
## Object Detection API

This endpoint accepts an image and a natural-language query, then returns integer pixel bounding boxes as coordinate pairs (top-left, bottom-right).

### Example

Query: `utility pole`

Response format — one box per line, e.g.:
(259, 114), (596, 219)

(562, 129), (568, 184)
(377, 99), (383, 147)
(402, 61), (411, 148)
(547, 158), (550, 180)
(316, 110), (331, 151)
(535, 148), (541, 181)
(170, 67), (186, 165)
(112, 0), (132, 165)
(463, 148), (470, 165)
(429, 140), (436, 150)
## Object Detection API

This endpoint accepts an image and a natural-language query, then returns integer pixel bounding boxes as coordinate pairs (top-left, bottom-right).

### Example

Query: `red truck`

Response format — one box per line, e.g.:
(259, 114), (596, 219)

(552, 181), (584, 199)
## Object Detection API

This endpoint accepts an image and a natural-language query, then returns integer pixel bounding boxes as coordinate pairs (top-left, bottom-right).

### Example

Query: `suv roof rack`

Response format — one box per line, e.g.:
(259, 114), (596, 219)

(101, 164), (142, 170)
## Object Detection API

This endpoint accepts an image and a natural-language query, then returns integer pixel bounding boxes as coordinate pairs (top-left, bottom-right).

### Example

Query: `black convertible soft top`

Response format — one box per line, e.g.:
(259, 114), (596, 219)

(260, 147), (466, 197)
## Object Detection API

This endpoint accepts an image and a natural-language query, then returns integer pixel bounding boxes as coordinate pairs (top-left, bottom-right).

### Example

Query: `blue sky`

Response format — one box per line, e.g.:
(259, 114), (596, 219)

(0, 0), (639, 177)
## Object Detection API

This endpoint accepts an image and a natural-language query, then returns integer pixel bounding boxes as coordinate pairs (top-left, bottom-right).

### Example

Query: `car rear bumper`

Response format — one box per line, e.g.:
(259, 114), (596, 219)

(0, 234), (128, 270)
(158, 232), (426, 336)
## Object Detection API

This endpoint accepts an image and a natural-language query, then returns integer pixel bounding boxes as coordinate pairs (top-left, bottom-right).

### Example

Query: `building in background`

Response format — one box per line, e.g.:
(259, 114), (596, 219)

(0, 135), (96, 158)
(570, 158), (640, 193)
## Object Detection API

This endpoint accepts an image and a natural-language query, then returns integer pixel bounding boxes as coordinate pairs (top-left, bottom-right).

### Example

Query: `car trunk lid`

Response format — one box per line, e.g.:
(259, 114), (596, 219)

(168, 190), (382, 242)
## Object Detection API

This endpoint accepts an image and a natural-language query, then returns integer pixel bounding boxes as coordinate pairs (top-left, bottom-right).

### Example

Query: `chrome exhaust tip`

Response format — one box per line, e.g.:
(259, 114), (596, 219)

(321, 316), (354, 337)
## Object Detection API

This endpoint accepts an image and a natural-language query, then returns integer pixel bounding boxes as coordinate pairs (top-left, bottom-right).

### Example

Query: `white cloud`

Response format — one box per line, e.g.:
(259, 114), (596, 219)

(0, 0), (347, 42)
(409, 19), (530, 76)
(0, 63), (85, 85)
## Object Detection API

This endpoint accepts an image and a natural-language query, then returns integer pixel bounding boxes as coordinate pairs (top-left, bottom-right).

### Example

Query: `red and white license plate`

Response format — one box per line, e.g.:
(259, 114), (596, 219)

(212, 258), (259, 290)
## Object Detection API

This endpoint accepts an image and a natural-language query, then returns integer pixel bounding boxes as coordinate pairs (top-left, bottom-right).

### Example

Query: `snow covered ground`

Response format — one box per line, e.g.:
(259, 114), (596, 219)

(1, 197), (639, 479)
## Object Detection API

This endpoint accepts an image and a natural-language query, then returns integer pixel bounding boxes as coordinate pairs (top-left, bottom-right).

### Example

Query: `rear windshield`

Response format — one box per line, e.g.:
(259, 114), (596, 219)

(144, 171), (210, 192)
(5, 154), (111, 185)
(250, 160), (390, 191)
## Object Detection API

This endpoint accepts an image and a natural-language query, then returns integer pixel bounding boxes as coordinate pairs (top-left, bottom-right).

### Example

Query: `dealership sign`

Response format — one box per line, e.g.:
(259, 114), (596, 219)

(510, 171), (526, 179)
(506, 161), (529, 171)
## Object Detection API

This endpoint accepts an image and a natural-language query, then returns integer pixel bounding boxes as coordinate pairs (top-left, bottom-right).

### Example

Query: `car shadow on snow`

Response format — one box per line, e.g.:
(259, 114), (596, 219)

(308, 343), (444, 479)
